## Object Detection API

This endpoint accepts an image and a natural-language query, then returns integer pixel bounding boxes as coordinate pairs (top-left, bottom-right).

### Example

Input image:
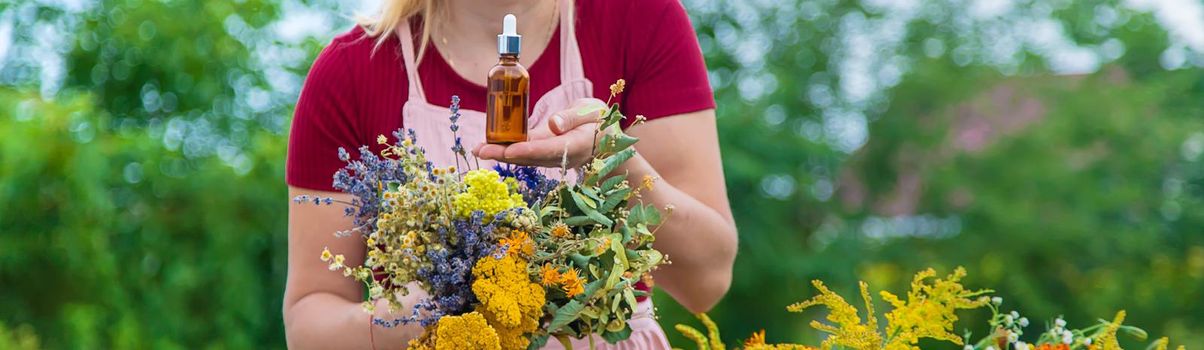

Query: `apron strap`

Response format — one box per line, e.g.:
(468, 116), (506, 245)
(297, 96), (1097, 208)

(398, 22), (428, 104)
(560, 0), (586, 84)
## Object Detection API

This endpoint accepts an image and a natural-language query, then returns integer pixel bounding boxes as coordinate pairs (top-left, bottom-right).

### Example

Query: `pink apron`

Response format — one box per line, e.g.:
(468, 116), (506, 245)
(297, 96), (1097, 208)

(396, 1), (671, 348)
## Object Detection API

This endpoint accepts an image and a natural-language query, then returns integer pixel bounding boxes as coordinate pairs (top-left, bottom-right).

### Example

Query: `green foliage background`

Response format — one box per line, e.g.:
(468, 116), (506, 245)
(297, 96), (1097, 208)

(1, 0), (1201, 348)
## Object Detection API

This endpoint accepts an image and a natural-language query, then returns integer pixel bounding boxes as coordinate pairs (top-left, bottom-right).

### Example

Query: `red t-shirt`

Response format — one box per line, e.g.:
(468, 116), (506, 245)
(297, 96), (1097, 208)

(286, 0), (715, 191)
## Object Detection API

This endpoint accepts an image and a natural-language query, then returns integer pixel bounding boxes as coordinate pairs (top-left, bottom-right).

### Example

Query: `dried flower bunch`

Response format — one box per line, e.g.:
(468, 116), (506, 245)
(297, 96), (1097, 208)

(298, 80), (666, 349)
(674, 268), (1187, 350)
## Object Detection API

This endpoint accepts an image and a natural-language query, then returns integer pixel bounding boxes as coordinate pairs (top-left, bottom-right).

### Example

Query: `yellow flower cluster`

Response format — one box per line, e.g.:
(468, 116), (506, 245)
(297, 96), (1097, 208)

(676, 268), (1185, 350)
(1151, 337), (1186, 350)
(427, 312), (501, 350)
(879, 267), (988, 349)
(787, 281), (882, 350)
(453, 170), (526, 218)
(744, 330), (818, 350)
(1094, 311), (1125, 350)
(471, 253), (546, 350)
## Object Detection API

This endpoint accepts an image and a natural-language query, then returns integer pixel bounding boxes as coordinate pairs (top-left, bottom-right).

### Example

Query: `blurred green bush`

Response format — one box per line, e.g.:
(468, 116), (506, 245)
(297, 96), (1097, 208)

(0, 89), (290, 348)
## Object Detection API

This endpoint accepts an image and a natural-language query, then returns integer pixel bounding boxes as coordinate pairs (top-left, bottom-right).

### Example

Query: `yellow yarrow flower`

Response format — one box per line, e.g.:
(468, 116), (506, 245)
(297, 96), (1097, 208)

(453, 170), (527, 219)
(471, 253), (545, 350)
(432, 312), (500, 350)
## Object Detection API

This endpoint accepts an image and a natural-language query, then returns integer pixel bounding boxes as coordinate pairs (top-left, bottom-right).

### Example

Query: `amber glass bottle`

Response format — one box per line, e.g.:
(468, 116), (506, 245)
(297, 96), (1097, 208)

(487, 14), (529, 144)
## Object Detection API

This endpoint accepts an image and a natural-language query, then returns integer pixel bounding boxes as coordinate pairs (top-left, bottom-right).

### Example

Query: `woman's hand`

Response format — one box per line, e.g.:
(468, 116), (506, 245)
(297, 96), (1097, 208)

(473, 98), (607, 168)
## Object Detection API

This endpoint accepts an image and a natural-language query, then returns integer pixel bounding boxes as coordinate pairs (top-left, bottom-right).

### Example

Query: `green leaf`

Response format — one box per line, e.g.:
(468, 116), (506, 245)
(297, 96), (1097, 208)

(642, 204), (663, 226)
(600, 175), (625, 193)
(601, 324), (633, 344)
(599, 104), (624, 130)
(620, 226), (633, 243)
(627, 202), (645, 223)
(605, 255), (623, 289)
(564, 215), (593, 226)
(600, 188), (631, 213)
(548, 300), (585, 332)
(586, 148), (636, 184)
(585, 209), (613, 227)
(611, 235), (629, 269)
(571, 191), (597, 209)
(624, 288), (637, 312)
(583, 277), (606, 298)
(625, 249), (641, 262)
(581, 186), (603, 202)
(559, 186), (580, 212)
(569, 253), (590, 268)
(580, 306), (600, 319)
(526, 334), (549, 350)
(645, 250), (664, 266)
(597, 132), (639, 156)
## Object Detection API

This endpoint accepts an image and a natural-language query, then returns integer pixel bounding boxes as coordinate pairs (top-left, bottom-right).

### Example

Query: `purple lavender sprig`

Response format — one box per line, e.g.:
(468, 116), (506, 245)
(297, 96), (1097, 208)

(448, 95), (478, 171)
(372, 209), (509, 327)
(309, 130), (423, 238)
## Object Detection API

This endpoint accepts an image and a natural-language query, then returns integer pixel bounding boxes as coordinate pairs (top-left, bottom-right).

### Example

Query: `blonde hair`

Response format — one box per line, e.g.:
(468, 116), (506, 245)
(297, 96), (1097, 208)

(357, 0), (439, 61)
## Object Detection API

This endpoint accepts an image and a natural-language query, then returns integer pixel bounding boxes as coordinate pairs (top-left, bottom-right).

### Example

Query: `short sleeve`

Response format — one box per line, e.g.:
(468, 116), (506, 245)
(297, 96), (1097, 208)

(621, 0), (715, 127)
(286, 40), (361, 192)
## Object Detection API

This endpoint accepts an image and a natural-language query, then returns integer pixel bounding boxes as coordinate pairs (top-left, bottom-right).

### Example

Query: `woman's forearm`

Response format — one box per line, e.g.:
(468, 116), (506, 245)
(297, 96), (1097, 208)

(284, 292), (425, 349)
(618, 153), (738, 313)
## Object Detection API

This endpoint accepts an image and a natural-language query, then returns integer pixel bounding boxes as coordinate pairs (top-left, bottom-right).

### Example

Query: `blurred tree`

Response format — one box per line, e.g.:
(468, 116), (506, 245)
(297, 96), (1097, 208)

(0, 88), (291, 348)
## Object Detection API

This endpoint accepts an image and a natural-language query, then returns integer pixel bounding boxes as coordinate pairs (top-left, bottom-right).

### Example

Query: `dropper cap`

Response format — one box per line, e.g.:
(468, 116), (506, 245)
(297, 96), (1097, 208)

(498, 14), (521, 55)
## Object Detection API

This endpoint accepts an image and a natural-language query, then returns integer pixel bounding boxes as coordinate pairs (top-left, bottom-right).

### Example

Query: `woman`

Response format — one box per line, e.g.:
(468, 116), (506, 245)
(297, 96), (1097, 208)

(282, 0), (737, 348)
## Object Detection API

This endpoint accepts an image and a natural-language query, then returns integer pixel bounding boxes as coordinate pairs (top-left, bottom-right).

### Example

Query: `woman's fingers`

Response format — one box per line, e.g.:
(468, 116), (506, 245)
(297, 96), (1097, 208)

(472, 98), (606, 167)
(550, 98), (606, 135)
(473, 128), (593, 167)
(474, 143), (507, 161)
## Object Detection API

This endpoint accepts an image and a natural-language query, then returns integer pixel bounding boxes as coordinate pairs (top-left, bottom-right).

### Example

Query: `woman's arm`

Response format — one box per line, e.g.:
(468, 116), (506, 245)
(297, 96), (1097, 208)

(620, 109), (737, 313)
(283, 187), (427, 349)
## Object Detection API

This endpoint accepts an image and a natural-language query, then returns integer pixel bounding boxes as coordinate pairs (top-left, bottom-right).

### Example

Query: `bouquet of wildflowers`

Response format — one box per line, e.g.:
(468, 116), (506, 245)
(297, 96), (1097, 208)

(674, 267), (1187, 350)
(298, 81), (666, 350)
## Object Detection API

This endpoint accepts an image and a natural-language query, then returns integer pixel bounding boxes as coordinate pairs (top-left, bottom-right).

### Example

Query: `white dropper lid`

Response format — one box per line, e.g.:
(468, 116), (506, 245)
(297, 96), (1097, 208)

(503, 14), (517, 36)
(498, 13), (521, 55)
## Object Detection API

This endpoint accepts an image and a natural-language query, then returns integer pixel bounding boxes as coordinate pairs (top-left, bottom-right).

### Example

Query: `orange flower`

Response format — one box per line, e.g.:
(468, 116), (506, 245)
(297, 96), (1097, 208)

(560, 267), (585, 297)
(539, 264), (561, 287)
(1036, 344), (1071, 350)
(499, 230), (534, 257)
(549, 223), (571, 238)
